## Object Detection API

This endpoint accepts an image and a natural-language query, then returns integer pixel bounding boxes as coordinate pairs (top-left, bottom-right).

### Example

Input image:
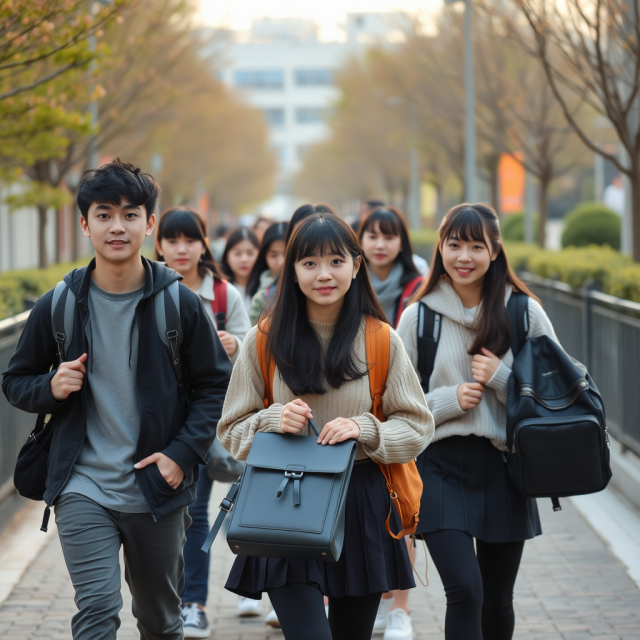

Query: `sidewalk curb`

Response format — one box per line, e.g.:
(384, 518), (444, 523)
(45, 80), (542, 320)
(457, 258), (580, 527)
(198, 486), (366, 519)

(609, 439), (640, 510)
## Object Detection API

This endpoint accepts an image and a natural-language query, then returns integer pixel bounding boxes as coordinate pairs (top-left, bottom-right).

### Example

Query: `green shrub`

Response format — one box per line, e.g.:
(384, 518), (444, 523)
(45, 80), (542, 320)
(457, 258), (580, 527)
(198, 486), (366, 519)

(0, 260), (86, 321)
(409, 228), (439, 263)
(501, 212), (539, 242)
(561, 202), (621, 250)
(503, 242), (540, 271)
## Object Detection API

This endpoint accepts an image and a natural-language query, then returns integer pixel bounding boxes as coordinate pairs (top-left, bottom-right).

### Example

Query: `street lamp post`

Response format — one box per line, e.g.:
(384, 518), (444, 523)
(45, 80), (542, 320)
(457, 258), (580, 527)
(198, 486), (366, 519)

(445, 0), (477, 202)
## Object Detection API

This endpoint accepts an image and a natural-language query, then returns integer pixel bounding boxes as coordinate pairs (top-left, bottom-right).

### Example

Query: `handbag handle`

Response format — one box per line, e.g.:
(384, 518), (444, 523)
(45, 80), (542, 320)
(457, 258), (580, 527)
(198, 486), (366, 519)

(308, 418), (320, 438)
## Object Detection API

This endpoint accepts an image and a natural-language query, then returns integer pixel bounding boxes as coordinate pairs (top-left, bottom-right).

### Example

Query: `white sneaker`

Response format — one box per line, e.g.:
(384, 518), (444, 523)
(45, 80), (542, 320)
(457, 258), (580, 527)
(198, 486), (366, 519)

(373, 598), (393, 635)
(237, 596), (263, 617)
(182, 603), (210, 638)
(383, 609), (413, 640)
(265, 608), (281, 628)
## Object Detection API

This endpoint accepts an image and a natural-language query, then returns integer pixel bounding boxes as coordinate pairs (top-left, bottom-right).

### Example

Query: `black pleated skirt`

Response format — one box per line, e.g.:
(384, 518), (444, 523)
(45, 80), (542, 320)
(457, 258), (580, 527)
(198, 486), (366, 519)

(225, 459), (415, 599)
(415, 435), (541, 543)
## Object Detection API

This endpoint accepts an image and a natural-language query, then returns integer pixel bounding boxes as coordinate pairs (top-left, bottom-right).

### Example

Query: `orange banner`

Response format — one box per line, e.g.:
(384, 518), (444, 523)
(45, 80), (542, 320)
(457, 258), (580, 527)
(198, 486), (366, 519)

(499, 153), (525, 214)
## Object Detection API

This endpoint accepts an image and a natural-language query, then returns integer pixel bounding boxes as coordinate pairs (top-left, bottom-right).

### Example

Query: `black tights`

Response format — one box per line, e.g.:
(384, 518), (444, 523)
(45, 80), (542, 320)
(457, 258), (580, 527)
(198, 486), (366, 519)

(268, 583), (382, 640)
(424, 530), (525, 640)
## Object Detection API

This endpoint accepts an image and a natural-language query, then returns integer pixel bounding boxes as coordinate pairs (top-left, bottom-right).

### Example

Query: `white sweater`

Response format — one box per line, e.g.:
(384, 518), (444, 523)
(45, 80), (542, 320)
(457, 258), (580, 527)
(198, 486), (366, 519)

(397, 281), (559, 449)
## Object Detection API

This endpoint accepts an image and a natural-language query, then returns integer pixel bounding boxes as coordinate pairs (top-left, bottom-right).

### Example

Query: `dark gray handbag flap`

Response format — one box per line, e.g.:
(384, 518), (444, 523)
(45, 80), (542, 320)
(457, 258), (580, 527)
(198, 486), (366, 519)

(246, 432), (356, 474)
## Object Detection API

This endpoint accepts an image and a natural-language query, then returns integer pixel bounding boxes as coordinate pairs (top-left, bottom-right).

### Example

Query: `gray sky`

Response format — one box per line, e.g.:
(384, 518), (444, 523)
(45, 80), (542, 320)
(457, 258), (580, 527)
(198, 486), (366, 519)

(196, 0), (442, 40)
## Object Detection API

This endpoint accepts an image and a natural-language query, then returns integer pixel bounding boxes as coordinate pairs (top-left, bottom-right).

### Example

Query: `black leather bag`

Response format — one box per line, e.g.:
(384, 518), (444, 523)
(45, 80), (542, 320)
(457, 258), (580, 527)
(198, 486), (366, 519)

(505, 316), (612, 509)
(14, 414), (52, 501)
(202, 422), (356, 562)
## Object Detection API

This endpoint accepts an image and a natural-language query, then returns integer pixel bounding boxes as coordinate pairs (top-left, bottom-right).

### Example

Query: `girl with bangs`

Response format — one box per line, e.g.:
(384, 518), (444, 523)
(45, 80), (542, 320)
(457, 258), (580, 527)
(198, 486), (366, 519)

(155, 207), (251, 636)
(217, 211), (434, 640)
(359, 206), (424, 329)
(397, 204), (560, 640)
(220, 228), (260, 313)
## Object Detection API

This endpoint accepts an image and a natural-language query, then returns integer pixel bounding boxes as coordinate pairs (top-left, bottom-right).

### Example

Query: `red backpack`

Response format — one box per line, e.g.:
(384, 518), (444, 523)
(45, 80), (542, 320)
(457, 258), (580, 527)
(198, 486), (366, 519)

(211, 279), (227, 330)
(394, 276), (423, 328)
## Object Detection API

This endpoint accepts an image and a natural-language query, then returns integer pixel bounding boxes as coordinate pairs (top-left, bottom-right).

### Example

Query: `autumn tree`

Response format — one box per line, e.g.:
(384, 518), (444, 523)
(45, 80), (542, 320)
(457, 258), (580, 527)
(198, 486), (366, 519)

(512, 0), (640, 259)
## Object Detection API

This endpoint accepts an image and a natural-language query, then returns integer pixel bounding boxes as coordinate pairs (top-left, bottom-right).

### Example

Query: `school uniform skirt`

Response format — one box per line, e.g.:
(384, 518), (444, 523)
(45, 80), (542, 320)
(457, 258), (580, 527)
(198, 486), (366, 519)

(415, 435), (541, 543)
(225, 459), (415, 599)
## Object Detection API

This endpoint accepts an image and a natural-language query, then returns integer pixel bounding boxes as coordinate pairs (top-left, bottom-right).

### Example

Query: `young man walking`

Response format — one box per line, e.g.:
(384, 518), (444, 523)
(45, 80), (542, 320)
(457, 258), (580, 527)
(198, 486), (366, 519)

(3, 159), (231, 639)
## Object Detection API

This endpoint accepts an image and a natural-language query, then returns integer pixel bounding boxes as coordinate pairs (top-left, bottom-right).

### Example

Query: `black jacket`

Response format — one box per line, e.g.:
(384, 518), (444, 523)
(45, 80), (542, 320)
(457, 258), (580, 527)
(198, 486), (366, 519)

(2, 258), (232, 520)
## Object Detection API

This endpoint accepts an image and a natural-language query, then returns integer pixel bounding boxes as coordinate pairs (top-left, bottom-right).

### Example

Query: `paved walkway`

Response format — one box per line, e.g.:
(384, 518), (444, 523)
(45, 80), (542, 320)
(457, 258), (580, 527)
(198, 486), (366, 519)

(1, 481), (640, 640)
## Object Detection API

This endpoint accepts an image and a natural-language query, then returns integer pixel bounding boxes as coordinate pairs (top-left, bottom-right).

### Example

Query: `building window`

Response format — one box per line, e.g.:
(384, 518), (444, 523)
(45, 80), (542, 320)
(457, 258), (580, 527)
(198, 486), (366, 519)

(294, 68), (333, 86)
(295, 107), (331, 123)
(297, 145), (310, 160)
(235, 69), (284, 90)
(262, 108), (285, 128)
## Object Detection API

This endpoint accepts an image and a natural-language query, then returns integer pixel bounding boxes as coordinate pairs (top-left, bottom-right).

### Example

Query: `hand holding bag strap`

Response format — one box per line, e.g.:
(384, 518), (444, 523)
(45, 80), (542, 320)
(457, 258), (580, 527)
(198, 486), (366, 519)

(256, 319), (275, 408)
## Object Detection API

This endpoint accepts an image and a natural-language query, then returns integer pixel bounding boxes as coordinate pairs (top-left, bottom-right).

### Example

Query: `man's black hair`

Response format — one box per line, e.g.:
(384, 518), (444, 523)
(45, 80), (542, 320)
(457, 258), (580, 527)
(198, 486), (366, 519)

(365, 198), (385, 210)
(75, 158), (160, 220)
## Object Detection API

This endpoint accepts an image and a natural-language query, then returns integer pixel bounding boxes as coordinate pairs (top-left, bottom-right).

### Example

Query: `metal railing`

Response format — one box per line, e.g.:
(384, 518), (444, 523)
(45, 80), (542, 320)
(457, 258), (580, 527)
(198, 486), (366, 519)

(521, 273), (640, 457)
(0, 311), (32, 501)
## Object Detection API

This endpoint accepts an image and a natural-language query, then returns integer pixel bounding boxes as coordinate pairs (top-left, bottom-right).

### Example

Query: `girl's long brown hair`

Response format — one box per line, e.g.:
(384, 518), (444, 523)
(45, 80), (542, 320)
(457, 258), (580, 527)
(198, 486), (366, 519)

(412, 203), (539, 358)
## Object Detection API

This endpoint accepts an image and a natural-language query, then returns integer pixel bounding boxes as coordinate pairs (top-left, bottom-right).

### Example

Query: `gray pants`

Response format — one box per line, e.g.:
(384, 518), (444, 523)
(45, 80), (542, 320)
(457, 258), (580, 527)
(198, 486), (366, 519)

(55, 493), (191, 640)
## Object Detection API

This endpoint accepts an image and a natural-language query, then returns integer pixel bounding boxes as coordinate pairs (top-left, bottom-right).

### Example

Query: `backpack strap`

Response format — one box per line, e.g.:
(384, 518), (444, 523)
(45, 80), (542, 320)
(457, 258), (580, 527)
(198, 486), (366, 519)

(416, 302), (441, 394)
(506, 291), (529, 358)
(154, 280), (183, 387)
(256, 319), (275, 408)
(51, 281), (75, 361)
(394, 276), (423, 328)
(364, 317), (390, 421)
(211, 279), (228, 331)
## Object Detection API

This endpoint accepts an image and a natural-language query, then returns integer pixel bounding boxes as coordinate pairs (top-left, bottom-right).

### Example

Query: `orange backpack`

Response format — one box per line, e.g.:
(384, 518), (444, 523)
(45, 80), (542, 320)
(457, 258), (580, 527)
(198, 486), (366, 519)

(256, 316), (423, 540)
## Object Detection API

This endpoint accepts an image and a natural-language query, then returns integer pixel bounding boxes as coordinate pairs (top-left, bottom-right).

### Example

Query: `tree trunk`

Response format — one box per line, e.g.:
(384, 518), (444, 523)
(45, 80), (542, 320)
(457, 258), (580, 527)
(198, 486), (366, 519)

(489, 156), (501, 215)
(537, 176), (549, 249)
(37, 204), (48, 269)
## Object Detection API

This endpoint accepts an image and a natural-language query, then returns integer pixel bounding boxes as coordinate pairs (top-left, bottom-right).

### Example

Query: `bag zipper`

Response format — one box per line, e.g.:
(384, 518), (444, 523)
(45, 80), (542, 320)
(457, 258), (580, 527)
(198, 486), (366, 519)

(511, 414), (601, 454)
(519, 379), (588, 411)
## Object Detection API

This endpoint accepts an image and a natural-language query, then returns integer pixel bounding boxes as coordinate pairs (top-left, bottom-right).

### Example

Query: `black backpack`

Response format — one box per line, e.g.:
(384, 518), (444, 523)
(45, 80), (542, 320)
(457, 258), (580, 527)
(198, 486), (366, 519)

(417, 292), (611, 511)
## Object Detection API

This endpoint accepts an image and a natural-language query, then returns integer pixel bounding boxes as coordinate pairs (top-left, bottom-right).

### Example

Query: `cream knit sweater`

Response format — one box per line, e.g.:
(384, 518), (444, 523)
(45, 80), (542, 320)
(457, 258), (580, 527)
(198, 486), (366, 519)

(397, 281), (559, 450)
(217, 319), (434, 463)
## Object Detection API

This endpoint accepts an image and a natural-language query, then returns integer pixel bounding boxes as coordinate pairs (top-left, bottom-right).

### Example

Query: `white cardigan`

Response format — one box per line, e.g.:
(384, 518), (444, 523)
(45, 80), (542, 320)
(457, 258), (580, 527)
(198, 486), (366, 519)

(397, 280), (559, 449)
(195, 273), (251, 365)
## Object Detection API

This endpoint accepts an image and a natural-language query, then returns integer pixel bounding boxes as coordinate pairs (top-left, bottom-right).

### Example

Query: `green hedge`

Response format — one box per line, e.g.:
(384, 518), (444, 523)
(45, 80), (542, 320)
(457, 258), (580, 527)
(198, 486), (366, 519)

(409, 228), (640, 304)
(501, 212), (539, 242)
(561, 202), (620, 250)
(0, 260), (86, 321)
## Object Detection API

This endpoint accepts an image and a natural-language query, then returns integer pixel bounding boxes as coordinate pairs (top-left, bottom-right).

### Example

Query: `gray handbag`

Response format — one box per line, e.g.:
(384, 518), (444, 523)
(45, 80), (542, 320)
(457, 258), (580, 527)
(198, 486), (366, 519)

(202, 420), (356, 562)
(206, 437), (245, 482)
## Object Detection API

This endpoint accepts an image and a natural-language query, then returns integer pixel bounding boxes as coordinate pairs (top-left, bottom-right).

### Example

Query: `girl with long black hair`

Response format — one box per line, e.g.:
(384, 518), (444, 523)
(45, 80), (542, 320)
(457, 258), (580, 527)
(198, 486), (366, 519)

(247, 221), (288, 325)
(155, 206), (251, 636)
(217, 211), (434, 640)
(397, 203), (560, 640)
(220, 228), (260, 313)
(359, 207), (423, 329)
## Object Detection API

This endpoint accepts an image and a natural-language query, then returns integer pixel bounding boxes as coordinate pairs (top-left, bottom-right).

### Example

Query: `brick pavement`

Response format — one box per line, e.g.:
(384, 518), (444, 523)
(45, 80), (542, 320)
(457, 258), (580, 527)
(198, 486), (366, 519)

(1, 481), (639, 640)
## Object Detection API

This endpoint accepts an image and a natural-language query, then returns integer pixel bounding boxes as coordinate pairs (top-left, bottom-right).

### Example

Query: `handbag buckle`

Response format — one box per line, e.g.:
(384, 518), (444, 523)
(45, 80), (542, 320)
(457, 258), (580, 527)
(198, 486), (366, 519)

(284, 471), (304, 480)
(219, 498), (234, 512)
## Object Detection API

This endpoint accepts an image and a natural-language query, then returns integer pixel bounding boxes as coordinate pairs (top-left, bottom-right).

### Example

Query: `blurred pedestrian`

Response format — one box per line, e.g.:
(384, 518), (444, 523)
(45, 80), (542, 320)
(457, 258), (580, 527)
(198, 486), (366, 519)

(220, 228), (260, 313)
(2, 159), (231, 640)
(351, 198), (385, 233)
(359, 206), (424, 329)
(211, 224), (231, 261)
(252, 216), (273, 244)
(397, 203), (560, 640)
(247, 222), (288, 325)
(156, 207), (251, 636)
(217, 211), (433, 640)
(603, 175), (624, 216)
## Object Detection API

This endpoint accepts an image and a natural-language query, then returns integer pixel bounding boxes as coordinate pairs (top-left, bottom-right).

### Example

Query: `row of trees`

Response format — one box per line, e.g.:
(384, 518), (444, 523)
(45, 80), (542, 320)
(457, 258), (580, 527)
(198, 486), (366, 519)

(295, 1), (637, 254)
(1, 0), (276, 268)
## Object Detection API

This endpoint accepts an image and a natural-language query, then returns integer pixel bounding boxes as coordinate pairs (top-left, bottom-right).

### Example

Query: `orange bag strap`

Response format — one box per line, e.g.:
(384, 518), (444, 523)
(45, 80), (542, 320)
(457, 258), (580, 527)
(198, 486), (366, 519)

(364, 316), (390, 422)
(364, 318), (405, 540)
(256, 320), (275, 408)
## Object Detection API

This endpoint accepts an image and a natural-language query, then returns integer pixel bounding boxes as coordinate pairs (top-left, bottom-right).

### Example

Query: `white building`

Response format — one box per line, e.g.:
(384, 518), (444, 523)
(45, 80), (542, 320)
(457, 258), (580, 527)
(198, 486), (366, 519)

(214, 14), (411, 218)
